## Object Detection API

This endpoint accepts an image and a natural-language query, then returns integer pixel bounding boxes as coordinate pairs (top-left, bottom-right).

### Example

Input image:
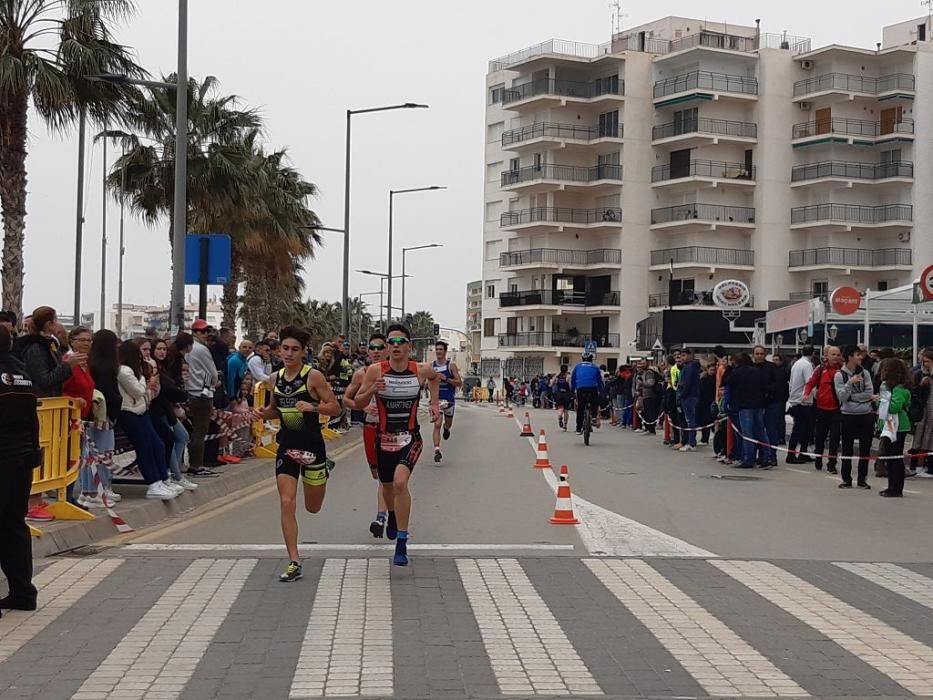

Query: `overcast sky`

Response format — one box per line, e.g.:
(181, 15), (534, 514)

(19, 0), (925, 330)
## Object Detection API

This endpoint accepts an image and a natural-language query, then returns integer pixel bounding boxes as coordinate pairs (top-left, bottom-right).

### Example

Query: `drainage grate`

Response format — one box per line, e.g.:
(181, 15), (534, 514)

(706, 474), (763, 481)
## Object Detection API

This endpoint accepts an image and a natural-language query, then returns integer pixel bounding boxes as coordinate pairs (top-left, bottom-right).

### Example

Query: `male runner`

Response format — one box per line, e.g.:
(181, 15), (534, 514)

(571, 351), (604, 434)
(551, 364), (572, 430)
(252, 326), (340, 582)
(430, 340), (462, 463)
(355, 324), (440, 566)
(343, 332), (389, 538)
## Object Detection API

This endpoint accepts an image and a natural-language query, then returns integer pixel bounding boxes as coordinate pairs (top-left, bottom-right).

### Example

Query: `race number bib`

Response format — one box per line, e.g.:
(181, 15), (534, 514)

(379, 431), (412, 453)
(285, 449), (318, 465)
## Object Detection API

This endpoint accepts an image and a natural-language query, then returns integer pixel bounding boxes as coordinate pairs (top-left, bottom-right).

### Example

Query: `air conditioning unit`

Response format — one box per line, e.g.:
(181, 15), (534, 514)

(798, 101), (811, 110)
(801, 59), (815, 70)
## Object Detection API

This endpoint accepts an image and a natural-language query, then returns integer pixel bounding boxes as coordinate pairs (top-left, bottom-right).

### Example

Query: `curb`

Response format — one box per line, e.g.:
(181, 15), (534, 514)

(32, 433), (363, 558)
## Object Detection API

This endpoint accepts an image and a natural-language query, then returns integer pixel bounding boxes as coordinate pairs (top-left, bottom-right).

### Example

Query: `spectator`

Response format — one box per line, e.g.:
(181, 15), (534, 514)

(227, 339), (254, 399)
(834, 345), (875, 490)
(698, 362), (717, 445)
(207, 326), (230, 410)
(61, 327), (97, 507)
(803, 346), (843, 474)
(634, 358), (663, 435)
(87, 330), (121, 506)
(151, 338), (197, 492)
(185, 320), (219, 477)
(248, 340), (273, 385)
(911, 349), (933, 479)
(757, 347), (786, 460)
(665, 352), (684, 448)
(486, 376), (496, 403)
(537, 373), (551, 409)
(877, 358), (912, 498)
(117, 340), (177, 500)
(723, 351), (772, 469)
(0, 310), (16, 335)
(787, 345), (818, 464)
(676, 348), (701, 451)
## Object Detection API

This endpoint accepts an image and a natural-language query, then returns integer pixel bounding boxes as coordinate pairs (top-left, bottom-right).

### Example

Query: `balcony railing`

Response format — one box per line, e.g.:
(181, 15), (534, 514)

(615, 31), (810, 56)
(788, 247), (912, 268)
(650, 291), (753, 307)
(792, 117), (915, 140)
(651, 203), (756, 225)
(501, 206), (622, 227)
(502, 121), (622, 147)
(500, 248), (622, 268)
(651, 159), (755, 182)
(653, 70), (758, 99)
(790, 203), (912, 225)
(652, 117), (757, 140)
(791, 160), (914, 182)
(489, 39), (612, 72)
(793, 72), (915, 97)
(499, 290), (621, 307)
(501, 163), (623, 187)
(498, 332), (621, 348)
(502, 77), (624, 104)
(650, 247), (754, 267)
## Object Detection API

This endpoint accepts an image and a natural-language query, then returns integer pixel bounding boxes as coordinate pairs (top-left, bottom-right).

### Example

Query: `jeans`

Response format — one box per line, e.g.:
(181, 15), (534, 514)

(738, 408), (771, 465)
(680, 396), (699, 447)
(764, 401), (786, 446)
(787, 404), (814, 456)
(840, 413), (873, 485)
(813, 408), (841, 470)
(155, 415), (189, 481)
(119, 411), (169, 485)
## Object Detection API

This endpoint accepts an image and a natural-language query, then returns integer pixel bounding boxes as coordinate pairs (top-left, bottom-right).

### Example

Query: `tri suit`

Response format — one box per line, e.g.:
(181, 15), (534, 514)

(273, 365), (328, 487)
(553, 374), (572, 409)
(432, 359), (456, 417)
(363, 391), (379, 469)
(374, 360), (424, 483)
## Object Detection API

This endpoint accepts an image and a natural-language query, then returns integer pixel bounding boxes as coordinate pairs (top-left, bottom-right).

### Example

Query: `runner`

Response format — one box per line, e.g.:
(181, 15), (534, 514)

(430, 340), (462, 464)
(343, 332), (389, 538)
(551, 364), (572, 431)
(355, 324), (440, 566)
(252, 326), (341, 583)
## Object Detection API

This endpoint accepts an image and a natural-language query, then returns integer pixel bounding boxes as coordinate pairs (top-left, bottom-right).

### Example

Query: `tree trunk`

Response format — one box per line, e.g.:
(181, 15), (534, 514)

(0, 91), (30, 320)
(221, 248), (241, 329)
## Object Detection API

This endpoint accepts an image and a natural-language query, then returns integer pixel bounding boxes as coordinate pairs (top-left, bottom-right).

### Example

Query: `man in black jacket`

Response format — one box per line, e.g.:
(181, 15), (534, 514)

(0, 325), (40, 614)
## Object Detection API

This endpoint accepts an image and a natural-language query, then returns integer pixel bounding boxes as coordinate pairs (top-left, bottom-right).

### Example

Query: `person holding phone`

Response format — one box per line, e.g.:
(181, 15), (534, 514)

(834, 345), (876, 489)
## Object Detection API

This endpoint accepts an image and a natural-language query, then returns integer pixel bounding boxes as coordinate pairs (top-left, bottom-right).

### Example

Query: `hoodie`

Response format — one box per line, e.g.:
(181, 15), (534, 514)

(14, 334), (72, 397)
(677, 359), (702, 400)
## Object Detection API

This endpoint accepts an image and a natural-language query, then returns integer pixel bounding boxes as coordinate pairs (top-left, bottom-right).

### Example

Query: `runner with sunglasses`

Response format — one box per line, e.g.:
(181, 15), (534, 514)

(355, 324), (441, 566)
(252, 326), (341, 583)
(431, 340), (462, 464)
(343, 332), (389, 538)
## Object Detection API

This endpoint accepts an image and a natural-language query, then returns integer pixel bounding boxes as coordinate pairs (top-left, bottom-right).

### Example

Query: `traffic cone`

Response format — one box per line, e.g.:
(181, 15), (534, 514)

(520, 412), (534, 437)
(507, 407), (514, 418)
(549, 465), (579, 525)
(533, 430), (553, 469)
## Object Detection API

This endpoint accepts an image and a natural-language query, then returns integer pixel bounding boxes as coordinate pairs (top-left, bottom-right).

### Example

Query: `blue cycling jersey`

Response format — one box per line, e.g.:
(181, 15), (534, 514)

(571, 362), (604, 391)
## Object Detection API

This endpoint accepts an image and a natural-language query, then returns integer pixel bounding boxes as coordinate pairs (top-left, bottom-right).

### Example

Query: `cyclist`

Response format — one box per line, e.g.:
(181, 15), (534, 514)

(551, 364), (573, 430)
(571, 352), (604, 434)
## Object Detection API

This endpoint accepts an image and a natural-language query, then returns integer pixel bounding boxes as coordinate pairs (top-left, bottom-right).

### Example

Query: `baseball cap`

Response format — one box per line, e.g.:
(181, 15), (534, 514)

(191, 319), (209, 331)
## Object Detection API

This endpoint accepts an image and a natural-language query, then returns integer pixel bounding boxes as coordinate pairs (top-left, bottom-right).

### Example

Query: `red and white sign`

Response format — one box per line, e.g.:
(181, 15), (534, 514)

(920, 264), (933, 301)
(830, 286), (861, 315)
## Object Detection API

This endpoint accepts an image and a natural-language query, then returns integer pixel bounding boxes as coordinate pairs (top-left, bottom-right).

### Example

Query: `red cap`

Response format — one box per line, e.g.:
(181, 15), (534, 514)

(191, 318), (209, 331)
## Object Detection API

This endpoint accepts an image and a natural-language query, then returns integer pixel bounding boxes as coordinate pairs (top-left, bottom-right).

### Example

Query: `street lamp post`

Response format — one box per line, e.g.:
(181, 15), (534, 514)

(73, 106), (87, 326)
(358, 290), (381, 339)
(401, 244), (443, 321)
(342, 103), (428, 337)
(357, 269), (412, 328)
(387, 186), (445, 320)
(171, 0), (189, 333)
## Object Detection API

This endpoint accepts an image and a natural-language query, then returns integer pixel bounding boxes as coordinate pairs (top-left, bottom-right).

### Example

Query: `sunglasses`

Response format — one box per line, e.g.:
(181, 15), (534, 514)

(368, 343), (386, 351)
(386, 337), (409, 346)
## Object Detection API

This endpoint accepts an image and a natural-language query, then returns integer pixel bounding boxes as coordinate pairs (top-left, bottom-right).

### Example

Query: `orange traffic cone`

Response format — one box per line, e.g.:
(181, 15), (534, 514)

(533, 430), (553, 469)
(507, 407), (514, 418)
(520, 412), (534, 437)
(549, 465), (579, 525)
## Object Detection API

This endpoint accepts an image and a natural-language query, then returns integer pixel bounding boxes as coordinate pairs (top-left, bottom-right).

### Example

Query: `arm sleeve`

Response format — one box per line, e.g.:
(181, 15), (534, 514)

(834, 371), (851, 404)
(117, 367), (147, 400)
(23, 345), (72, 391)
(888, 386), (910, 414)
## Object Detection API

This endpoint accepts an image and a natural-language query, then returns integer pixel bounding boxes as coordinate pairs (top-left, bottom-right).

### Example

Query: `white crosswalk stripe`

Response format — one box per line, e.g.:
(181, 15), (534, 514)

(586, 559), (807, 697)
(713, 560), (933, 696)
(74, 558), (255, 699)
(834, 562), (933, 610)
(457, 558), (602, 696)
(0, 558), (122, 664)
(290, 558), (393, 698)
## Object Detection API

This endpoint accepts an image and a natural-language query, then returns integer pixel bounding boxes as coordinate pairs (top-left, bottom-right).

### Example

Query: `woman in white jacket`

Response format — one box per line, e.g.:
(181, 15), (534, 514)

(118, 341), (178, 500)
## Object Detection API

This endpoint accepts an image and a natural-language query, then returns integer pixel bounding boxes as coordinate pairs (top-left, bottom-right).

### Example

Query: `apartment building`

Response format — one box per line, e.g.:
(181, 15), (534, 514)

(482, 15), (933, 373)
(466, 280), (483, 369)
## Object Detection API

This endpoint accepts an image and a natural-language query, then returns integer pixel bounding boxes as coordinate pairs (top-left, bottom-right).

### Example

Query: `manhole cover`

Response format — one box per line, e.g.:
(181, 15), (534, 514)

(706, 474), (763, 481)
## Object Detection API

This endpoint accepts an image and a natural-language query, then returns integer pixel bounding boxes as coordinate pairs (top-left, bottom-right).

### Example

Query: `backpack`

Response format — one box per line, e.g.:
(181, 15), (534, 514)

(811, 366), (840, 410)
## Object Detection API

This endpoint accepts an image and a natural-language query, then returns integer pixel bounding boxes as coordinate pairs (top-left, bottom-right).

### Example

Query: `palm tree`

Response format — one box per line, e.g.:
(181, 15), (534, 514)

(408, 310), (437, 359)
(0, 0), (143, 317)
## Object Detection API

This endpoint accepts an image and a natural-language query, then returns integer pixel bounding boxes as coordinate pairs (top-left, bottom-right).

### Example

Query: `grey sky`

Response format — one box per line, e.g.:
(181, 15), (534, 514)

(20, 0), (924, 330)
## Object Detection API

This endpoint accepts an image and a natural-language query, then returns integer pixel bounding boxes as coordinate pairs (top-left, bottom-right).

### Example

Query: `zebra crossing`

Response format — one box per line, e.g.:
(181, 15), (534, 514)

(2, 555), (933, 699)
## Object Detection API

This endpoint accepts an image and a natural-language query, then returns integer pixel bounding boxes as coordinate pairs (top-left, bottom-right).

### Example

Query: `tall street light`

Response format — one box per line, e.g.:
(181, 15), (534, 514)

(358, 290), (381, 339)
(401, 244), (443, 321)
(342, 102), (428, 337)
(387, 186), (446, 320)
(357, 269), (411, 327)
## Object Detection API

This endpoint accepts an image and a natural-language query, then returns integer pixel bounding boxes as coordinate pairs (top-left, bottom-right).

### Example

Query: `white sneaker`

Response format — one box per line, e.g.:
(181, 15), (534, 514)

(164, 480), (185, 494)
(679, 445), (696, 452)
(81, 495), (106, 509)
(146, 482), (177, 500)
(917, 471), (933, 479)
(103, 489), (122, 503)
(178, 477), (199, 491)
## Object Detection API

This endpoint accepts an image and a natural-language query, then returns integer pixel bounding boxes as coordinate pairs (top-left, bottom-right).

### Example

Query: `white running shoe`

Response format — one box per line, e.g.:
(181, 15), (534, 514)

(146, 482), (177, 500)
(82, 495), (106, 509)
(679, 445), (696, 452)
(103, 489), (122, 503)
(178, 477), (199, 491)
(916, 471), (933, 479)
(164, 480), (185, 494)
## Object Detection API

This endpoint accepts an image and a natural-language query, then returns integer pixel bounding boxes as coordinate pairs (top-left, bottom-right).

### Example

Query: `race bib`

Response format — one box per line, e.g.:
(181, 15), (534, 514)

(285, 449), (318, 465)
(379, 431), (412, 452)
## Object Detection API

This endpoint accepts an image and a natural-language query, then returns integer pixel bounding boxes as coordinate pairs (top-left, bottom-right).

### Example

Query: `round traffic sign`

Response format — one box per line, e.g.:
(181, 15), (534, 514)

(921, 264), (933, 300)
(829, 286), (861, 315)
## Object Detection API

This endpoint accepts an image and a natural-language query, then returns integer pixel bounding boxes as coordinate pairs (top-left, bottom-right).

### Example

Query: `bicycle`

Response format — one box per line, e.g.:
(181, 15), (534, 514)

(582, 402), (593, 446)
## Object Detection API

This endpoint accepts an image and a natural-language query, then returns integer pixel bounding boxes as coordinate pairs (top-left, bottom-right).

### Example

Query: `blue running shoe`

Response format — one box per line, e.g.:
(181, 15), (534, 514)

(386, 511), (398, 540)
(393, 537), (408, 566)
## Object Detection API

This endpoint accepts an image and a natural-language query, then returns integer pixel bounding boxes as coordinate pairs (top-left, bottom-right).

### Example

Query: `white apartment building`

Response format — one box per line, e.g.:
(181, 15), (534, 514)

(466, 280), (483, 369)
(482, 15), (933, 373)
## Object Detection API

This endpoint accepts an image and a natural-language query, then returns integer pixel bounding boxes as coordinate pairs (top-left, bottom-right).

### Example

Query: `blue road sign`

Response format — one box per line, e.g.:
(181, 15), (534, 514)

(184, 234), (232, 285)
(584, 339), (598, 353)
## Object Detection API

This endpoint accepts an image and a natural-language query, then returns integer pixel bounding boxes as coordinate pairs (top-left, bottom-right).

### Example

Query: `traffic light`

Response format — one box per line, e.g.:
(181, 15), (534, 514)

(432, 323), (440, 337)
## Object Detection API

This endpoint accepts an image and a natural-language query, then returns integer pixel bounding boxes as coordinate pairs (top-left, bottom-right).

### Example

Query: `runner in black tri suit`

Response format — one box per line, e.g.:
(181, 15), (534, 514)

(355, 323), (440, 566)
(252, 326), (340, 582)
(430, 340), (462, 464)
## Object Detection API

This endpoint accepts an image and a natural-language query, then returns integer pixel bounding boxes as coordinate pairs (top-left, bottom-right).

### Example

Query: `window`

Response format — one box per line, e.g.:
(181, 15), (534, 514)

(594, 74), (620, 95)
(812, 280), (829, 299)
(509, 283), (518, 293)
(506, 317), (518, 334)
(556, 278), (574, 291)
(487, 121), (504, 144)
(598, 110), (620, 138)
(877, 280), (889, 291)
(483, 318), (496, 337)
(672, 107), (698, 135)
(509, 157), (520, 172)
(486, 284), (496, 299)
(485, 200), (503, 223)
(486, 161), (503, 183)
(485, 241), (499, 261)
(490, 84), (505, 104)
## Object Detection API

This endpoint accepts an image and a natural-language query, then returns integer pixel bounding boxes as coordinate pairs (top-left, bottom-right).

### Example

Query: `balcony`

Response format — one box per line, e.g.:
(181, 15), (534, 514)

(792, 73), (915, 101)
(788, 247), (912, 271)
(488, 39), (612, 72)
(649, 246), (754, 270)
(651, 159), (755, 189)
(502, 121), (623, 151)
(790, 203), (912, 231)
(500, 163), (622, 193)
(649, 291), (754, 309)
(653, 70), (758, 107)
(792, 117), (915, 146)
(499, 289), (621, 312)
(500, 206), (622, 232)
(790, 160), (913, 186)
(650, 203), (756, 232)
(652, 117), (757, 145)
(499, 248), (621, 272)
(502, 77), (624, 109)
(616, 31), (810, 56)
(498, 332), (621, 350)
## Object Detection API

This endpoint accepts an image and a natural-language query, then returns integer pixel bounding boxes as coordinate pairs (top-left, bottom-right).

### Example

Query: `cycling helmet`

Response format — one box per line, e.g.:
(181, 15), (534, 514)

(581, 352), (595, 362)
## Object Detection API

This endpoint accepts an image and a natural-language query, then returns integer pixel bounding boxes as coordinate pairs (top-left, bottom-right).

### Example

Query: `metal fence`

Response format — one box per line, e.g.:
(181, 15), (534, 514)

(498, 332), (621, 348)
(653, 70), (758, 98)
(790, 203), (913, 225)
(651, 159), (755, 182)
(503, 77), (624, 104)
(650, 247), (754, 267)
(792, 117), (915, 139)
(501, 206), (622, 227)
(489, 39), (612, 72)
(793, 72), (915, 97)
(652, 117), (757, 140)
(791, 160), (914, 182)
(501, 163), (623, 186)
(499, 248), (622, 268)
(499, 290), (621, 307)
(651, 203), (756, 225)
(614, 31), (810, 55)
(788, 247), (912, 268)
(502, 121), (622, 146)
